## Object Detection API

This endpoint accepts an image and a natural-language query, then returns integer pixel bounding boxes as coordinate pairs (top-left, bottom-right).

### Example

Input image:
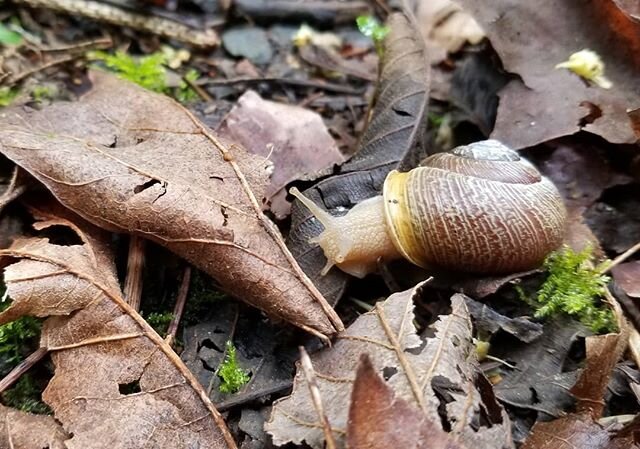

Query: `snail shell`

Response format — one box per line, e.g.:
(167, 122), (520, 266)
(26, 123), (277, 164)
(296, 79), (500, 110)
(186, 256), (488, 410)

(383, 140), (567, 273)
(291, 140), (567, 277)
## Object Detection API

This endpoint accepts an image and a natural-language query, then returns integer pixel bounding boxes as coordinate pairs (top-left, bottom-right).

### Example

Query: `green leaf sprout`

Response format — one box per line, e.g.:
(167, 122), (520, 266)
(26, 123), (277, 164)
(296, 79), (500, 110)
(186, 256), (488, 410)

(356, 15), (390, 42)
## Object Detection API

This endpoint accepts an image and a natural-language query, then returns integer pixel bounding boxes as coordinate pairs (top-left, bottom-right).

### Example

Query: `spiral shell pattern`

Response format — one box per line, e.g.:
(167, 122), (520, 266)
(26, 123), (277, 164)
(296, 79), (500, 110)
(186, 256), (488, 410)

(383, 140), (567, 273)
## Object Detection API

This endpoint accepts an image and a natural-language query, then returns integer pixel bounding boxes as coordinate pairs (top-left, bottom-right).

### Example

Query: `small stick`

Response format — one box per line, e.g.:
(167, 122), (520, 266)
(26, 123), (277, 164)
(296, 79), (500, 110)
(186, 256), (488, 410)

(13, 0), (218, 47)
(165, 266), (191, 346)
(199, 76), (363, 95)
(0, 347), (48, 394)
(600, 240), (640, 274)
(123, 236), (146, 311)
(298, 346), (337, 449)
(183, 75), (212, 102)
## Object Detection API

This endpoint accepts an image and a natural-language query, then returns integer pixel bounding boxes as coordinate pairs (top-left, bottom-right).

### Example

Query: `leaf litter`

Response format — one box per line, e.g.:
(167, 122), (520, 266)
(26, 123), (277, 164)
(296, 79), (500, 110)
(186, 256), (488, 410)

(266, 284), (514, 449)
(0, 70), (342, 339)
(0, 201), (237, 448)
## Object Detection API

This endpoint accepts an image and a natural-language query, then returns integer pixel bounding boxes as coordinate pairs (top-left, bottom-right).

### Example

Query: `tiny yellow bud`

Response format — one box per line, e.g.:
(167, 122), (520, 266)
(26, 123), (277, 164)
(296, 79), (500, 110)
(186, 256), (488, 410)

(556, 49), (612, 89)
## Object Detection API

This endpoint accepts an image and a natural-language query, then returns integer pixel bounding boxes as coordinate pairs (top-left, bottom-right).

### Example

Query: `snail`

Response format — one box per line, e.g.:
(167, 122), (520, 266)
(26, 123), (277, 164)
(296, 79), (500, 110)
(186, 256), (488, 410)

(291, 140), (567, 278)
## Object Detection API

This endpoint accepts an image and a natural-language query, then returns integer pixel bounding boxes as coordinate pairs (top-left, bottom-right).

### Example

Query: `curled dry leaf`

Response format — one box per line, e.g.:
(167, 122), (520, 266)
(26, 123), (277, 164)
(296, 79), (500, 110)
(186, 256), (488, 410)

(0, 71), (342, 338)
(347, 354), (467, 449)
(0, 204), (237, 449)
(570, 328), (629, 419)
(218, 90), (345, 219)
(288, 12), (430, 303)
(459, 0), (640, 149)
(266, 286), (514, 449)
(0, 403), (68, 449)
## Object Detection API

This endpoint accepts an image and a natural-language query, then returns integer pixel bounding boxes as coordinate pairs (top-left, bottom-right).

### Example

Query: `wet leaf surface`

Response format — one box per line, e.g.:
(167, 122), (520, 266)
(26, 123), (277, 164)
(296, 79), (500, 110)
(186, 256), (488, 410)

(612, 261), (640, 298)
(0, 203), (237, 448)
(492, 319), (586, 418)
(266, 285), (513, 449)
(0, 71), (342, 338)
(465, 295), (543, 343)
(460, 0), (640, 149)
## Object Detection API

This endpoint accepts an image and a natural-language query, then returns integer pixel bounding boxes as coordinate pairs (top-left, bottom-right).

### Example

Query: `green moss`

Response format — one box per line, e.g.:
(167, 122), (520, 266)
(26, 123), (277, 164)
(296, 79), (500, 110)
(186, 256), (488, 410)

(89, 50), (168, 93)
(0, 22), (23, 46)
(30, 85), (57, 103)
(175, 69), (200, 104)
(534, 245), (614, 333)
(145, 311), (173, 336)
(2, 374), (50, 414)
(217, 341), (250, 394)
(0, 87), (18, 107)
(0, 316), (41, 366)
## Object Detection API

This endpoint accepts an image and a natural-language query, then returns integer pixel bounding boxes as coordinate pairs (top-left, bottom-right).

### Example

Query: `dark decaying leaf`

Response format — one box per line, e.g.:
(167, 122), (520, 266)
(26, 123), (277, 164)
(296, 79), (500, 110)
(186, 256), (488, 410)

(218, 90), (345, 219)
(181, 300), (299, 410)
(0, 203), (237, 449)
(464, 295), (543, 343)
(288, 12), (430, 304)
(459, 0), (640, 149)
(266, 287), (513, 449)
(0, 71), (341, 338)
(492, 319), (586, 419)
(347, 355), (467, 449)
(0, 403), (68, 449)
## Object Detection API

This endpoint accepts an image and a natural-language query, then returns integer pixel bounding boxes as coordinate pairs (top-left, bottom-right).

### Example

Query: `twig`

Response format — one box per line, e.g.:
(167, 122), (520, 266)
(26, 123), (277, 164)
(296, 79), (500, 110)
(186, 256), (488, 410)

(299, 346), (337, 449)
(198, 76), (364, 95)
(0, 168), (29, 214)
(600, 240), (640, 274)
(184, 75), (212, 102)
(13, 0), (218, 47)
(123, 236), (145, 311)
(0, 347), (48, 394)
(165, 266), (191, 346)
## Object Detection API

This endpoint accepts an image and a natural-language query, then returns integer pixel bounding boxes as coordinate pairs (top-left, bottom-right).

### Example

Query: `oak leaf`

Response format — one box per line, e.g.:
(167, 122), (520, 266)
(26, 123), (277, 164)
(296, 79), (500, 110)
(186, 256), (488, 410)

(0, 71), (342, 338)
(0, 203), (237, 449)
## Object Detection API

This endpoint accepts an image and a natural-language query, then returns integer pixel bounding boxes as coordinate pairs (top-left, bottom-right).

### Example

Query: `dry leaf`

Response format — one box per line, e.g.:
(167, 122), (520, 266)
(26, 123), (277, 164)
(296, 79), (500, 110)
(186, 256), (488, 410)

(459, 0), (640, 149)
(0, 71), (341, 338)
(218, 90), (345, 219)
(0, 403), (68, 449)
(417, 0), (485, 58)
(266, 286), (513, 449)
(347, 354), (467, 449)
(612, 261), (640, 298)
(0, 203), (237, 449)
(521, 414), (611, 449)
(570, 330), (629, 418)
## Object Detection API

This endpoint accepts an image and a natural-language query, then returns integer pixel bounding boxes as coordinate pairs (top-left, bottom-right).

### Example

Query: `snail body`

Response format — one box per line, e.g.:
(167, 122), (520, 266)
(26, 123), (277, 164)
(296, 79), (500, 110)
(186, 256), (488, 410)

(291, 140), (567, 278)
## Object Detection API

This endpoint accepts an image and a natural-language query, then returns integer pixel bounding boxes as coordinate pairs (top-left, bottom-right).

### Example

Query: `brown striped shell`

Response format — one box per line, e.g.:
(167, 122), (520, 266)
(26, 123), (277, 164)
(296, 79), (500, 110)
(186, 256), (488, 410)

(383, 140), (567, 273)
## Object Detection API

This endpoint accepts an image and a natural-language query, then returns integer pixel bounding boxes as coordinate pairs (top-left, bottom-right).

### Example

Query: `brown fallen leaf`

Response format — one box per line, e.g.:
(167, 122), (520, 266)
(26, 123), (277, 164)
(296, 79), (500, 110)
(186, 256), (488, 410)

(218, 90), (345, 219)
(266, 286), (514, 449)
(0, 203), (237, 448)
(0, 403), (68, 449)
(347, 354), (467, 449)
(612, 261), (640, 298)
(0, 71), (342, 338)
(459, 0), (640, 149)
(521, 414), (611, 449)
(570, 329), (629, 418)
